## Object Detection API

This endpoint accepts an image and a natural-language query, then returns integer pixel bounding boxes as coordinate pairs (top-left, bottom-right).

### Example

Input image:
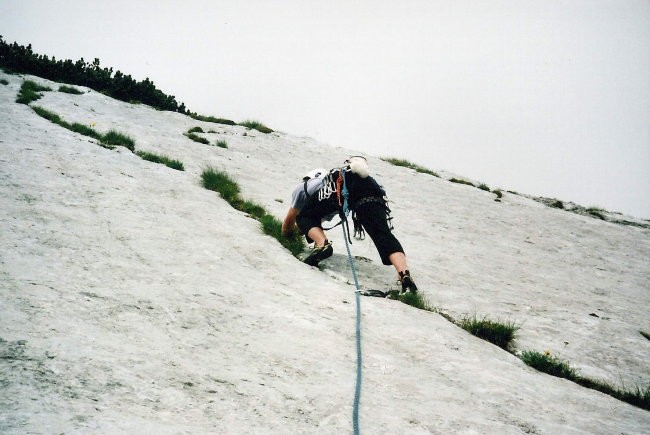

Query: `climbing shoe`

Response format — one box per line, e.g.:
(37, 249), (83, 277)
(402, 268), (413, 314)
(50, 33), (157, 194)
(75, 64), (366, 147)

(304, 241), (333, 266)
(399, 270), (418, 293)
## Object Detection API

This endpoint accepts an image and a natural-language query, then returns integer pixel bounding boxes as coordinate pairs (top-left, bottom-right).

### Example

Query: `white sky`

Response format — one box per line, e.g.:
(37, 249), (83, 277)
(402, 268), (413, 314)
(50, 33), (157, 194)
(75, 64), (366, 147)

(2, 0), (649, 218)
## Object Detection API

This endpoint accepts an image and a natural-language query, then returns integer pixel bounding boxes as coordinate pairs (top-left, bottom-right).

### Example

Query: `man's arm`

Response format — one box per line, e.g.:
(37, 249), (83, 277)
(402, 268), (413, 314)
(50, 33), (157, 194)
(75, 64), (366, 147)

(282, 207), (299, 237)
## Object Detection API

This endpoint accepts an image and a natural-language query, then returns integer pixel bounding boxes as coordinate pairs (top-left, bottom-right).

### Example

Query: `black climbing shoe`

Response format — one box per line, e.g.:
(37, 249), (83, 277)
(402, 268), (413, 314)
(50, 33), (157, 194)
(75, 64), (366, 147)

(304, 241), (333, 266)
(399, 270), (418, 293)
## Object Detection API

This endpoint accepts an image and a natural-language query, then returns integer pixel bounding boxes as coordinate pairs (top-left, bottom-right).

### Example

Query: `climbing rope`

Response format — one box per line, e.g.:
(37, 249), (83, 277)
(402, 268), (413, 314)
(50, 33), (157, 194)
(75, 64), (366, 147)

(341, 169), (362, 435)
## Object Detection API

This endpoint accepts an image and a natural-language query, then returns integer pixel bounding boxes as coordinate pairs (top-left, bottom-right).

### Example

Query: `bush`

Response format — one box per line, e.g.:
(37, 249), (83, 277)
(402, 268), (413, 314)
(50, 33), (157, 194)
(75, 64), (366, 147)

(187, 126), (204, 133)
(460, 315), (519, 351)
(101, 130), (135, 151)
(136, 151), (184, 171)
(58, 85), (83, 94)
(0, 78), (8, 85)
(551, 200), (564, 209)
(184, 132), (209, 144)
(493, 189), (503, 199)
(381, 157), (439, 177)
(239, 120), (273, 134)
(16, 79), (51, 104)
(216, 139), (228, 149)
(0, 36), (187, 112)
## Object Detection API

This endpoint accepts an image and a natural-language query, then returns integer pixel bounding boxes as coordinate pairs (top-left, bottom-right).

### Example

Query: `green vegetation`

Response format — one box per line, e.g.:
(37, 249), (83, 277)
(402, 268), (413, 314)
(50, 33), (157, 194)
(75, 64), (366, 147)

(184, 132), (210, 145)
(201, 168), (240, 203)
(0, 78), (8, 85)
(136, 151), (184, 171)
(520, 350), (649, 410)
(395, 291), (435, 311)
(551, 200), (564, 209)
(449, 177), (475, 187)
(187, 126), (204, 133)
(100, 130), (135, 151)
(381, 157), (440, 177)
(459, 315), (519, 351)
(16, 79), (51, 104)
(58, 85), (83, 94)
(2, 36), (276, 132)
(1, 36), (187, 112)
(240, 120), (273, 134)
(493, 189), (503, 199)
(68, 122), (102, 139)
(259, 215), (306, 256)
(188, 113), (236, 125)
(521, 350), (577, 378)
(200, 167), (305, 256)
(586, 207), (606, 220)
(31, 105), (134, 151)
(216, 139), (228, 149)
(478, 183), (490, 192)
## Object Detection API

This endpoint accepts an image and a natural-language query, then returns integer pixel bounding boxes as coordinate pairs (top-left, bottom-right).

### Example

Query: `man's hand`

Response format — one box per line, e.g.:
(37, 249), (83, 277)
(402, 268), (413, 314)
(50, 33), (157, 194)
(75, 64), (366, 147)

(281, 207), (299, 237)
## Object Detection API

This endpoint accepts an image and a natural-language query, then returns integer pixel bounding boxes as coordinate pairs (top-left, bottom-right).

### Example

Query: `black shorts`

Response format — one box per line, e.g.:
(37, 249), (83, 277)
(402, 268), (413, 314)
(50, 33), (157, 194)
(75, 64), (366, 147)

(356, 201), (403, 265)
(296, 197), (339, 243)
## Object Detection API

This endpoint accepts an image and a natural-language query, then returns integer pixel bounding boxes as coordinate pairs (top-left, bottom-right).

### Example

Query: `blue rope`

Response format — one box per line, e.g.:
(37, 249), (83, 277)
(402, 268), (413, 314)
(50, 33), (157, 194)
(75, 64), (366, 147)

(341, 170), (362, 435)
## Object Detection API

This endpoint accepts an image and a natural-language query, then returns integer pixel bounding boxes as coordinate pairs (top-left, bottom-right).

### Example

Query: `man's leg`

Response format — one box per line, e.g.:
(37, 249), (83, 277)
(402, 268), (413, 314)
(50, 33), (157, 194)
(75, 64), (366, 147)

(303, 226), (333, 266)
(307, 227), (328, 247)
(388, 251), (408, 275)
(388, 251), (417, 292)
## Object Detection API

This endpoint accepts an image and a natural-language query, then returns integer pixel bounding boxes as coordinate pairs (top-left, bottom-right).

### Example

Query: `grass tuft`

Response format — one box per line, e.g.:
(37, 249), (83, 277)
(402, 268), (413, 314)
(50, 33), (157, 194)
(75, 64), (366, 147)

(200, 167), (305, 256)
(260, 214), (306, 256)
(184, 132), (210, 144)
(478, 183), (490, 192)
(586, 207), (606, 220)
(136, 151), (184, 171)
(187, 126), (204, 133)
(31, 106), (134, 151)
(449, 177), (475, 187)
(521, 350), (577, 379)
(31, 105), (64, 124)
(216, 139), (228, 149)
(101, 130), (135, 151)
(395, 291), (435, 311)
(16, 80), (51, 104)
(58, 85), (84, 94)
(188, 113), (236, 125)
(493, 189), (503, 199)
(381, 157), (439, 177)
(201, 168), (240, 203)
(460, 315), (519, 351)
(239, 120), (273, 134)
(68, 122), (102, 139)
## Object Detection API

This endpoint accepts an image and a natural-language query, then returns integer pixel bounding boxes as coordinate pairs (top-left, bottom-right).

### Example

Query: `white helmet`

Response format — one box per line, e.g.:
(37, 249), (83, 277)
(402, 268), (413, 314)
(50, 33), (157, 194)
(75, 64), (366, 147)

(303, 168), (327, 181)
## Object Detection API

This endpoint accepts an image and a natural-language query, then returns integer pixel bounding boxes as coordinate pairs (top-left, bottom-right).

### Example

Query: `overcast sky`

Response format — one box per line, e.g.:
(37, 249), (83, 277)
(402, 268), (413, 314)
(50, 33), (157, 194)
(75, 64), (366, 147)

(2, 0), (648, 218)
